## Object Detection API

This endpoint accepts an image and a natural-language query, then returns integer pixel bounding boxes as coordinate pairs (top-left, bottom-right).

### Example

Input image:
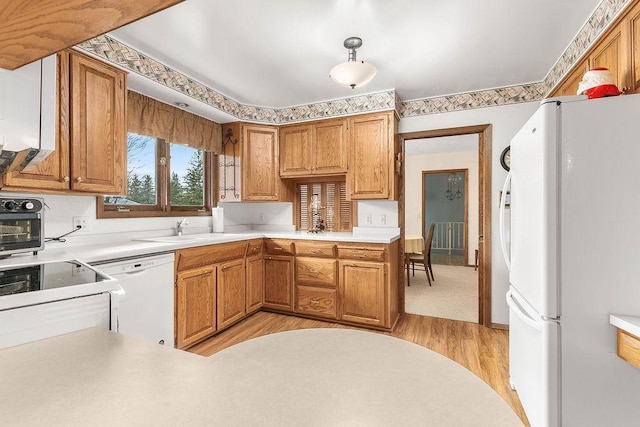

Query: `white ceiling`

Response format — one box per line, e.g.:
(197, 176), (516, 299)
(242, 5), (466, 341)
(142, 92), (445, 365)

(110, 0), (601, 112)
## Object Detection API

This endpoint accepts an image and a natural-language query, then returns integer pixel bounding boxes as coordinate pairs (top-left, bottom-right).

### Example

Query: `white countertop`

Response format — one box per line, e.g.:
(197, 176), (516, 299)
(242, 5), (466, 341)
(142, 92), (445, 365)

(0, 230), (400, 267)
(610, 314), (640, 338)
(0, 327), (522, 427)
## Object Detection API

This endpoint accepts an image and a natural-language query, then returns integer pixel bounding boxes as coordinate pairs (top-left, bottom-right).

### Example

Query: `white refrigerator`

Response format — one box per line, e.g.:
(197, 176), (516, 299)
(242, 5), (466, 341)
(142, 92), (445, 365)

(500, 94), (640, 427)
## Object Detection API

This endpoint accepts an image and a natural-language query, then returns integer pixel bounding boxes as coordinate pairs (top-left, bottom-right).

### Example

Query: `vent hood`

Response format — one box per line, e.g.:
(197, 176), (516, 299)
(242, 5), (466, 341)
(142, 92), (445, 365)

(0, 55), (57, 173)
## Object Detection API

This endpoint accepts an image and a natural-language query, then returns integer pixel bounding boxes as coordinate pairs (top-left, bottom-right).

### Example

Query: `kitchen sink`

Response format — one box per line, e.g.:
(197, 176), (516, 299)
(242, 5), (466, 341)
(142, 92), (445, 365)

(139, 236), (204, 243)
(136, 233), (246, 244)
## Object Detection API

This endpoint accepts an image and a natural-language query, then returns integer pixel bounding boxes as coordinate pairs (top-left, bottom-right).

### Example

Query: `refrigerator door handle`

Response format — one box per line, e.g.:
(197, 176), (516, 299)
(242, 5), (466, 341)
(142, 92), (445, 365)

(499, 171), (512, 271)
(506, 289), (541, 332)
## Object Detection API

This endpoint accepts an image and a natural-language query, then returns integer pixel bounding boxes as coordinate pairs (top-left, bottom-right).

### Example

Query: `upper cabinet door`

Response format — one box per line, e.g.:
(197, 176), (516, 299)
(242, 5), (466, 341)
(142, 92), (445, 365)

(313, 119), (347, 175)
(590, 27), (628, 91)
(242, 124), (279, 200)
(279, 124), (312, 176)
(69, 51), (127, 194)
(347, 113), (391, 200)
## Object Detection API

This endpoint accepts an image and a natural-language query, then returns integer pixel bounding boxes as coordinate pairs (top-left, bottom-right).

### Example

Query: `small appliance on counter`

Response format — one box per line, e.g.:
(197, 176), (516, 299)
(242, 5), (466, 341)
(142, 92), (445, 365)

(0, 197), (44, 258)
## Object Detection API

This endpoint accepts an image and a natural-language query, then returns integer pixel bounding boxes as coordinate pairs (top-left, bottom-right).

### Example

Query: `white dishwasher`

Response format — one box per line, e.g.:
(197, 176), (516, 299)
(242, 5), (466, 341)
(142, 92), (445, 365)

(96, 253), (175, 347)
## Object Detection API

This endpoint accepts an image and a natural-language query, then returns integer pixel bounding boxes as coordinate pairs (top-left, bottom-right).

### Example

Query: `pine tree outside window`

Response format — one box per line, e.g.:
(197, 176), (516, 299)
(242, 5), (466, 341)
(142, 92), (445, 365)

(99, 132), (215, 217)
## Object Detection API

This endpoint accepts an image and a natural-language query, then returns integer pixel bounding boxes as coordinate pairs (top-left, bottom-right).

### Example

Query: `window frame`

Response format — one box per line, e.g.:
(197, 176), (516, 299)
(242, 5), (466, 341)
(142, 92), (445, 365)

(294, 178), (355, 232)
(97, 136), (217, 218)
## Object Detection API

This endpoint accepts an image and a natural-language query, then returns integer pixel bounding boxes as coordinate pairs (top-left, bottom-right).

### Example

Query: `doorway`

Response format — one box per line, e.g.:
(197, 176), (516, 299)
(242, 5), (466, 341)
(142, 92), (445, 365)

(398, 124), (492, 326)
(424, 169), (468, 267)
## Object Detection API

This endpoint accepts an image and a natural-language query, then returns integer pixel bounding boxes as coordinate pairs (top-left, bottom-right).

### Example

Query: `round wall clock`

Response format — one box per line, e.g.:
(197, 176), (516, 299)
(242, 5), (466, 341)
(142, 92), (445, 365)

(500, 146), (510, 171)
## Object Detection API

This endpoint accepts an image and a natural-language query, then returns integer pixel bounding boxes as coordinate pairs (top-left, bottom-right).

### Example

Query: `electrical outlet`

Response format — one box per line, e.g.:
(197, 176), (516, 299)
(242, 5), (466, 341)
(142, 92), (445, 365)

(365, 214), (373, 225)
(71, 263), (88, 277)
(380, 214), (387, 225)
(258, 212), (265, 223)
(72, 216), (90, 231)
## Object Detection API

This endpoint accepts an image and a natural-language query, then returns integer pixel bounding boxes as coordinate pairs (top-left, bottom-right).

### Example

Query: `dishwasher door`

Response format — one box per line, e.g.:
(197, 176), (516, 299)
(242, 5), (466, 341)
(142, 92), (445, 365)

(97, 253), (175, 347)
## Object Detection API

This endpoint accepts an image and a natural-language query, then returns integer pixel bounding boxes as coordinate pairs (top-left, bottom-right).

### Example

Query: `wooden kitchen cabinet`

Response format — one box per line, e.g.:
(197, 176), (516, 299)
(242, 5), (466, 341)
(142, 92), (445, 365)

(337, 242), (399, 329)
(242, 124), (281, 201)
(347, 111), (396, 200)
(339, 260), (386, 327)
(0, 0), (184, 71)
(176, 265), (216, 349)
(263, 240), (295, 312)
(554, 59), (589, 97)
(279, 118), (347, 177)
(246, 239), (264, 313)
(294, 245), (338, 319)
(589, 26), (627, 91)
(219, 122), (293, 202)
(216, 258), (247, 330)
(279, 124), (312, 176)
(175, 241), (248, 348)
(550, 0), (640, 96)
(2, 49), (127, 194)
(263, 255), (294, 312)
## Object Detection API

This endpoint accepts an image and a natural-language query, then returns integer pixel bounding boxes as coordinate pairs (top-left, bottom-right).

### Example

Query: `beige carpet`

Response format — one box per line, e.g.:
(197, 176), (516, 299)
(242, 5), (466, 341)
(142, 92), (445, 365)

(405, 264), (479, 323)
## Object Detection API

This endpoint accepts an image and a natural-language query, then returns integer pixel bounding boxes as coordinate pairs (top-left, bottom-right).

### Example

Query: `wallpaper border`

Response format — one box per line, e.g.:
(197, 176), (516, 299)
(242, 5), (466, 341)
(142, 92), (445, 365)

(77, 0), (629, 122)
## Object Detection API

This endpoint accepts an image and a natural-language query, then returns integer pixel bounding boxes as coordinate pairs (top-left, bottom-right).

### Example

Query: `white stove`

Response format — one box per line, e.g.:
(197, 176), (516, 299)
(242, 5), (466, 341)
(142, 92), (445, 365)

(0, 260), (122, 350)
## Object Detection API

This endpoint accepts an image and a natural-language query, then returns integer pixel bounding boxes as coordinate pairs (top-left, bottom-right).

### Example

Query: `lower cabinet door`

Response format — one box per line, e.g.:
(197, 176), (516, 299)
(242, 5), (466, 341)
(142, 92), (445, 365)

(246, 256), (264, 313)
(295, 285), (337, 319)
(339, 261), (386, 327)
(176, 266), (216, 349)
(263, 256), (293, 312)
(217, 258), (246, 330)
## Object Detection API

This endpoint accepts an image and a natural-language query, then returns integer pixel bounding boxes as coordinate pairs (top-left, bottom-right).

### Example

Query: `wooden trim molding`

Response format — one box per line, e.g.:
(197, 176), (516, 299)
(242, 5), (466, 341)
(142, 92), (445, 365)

(400, 124), (493, 327)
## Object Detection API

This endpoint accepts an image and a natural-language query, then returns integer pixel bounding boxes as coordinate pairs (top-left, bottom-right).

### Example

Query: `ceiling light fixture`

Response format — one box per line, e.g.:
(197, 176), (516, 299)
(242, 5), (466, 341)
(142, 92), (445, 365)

(329, 37), (377, 89)
(174, 101), (189, 108)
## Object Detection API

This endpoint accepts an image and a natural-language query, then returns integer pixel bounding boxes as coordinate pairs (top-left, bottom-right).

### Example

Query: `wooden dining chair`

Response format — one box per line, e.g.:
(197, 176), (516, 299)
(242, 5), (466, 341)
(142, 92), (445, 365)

(406, 223), (435, 286)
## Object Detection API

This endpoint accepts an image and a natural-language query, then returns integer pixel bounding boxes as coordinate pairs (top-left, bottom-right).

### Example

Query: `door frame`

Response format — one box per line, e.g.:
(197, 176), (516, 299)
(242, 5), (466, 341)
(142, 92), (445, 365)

(399, 124), (492, 326)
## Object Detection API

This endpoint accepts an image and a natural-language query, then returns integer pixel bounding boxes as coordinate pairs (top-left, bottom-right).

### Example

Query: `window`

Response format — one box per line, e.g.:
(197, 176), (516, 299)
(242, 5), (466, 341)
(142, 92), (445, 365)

(99, 132), (215, 217)
(297, 181), (352, 231)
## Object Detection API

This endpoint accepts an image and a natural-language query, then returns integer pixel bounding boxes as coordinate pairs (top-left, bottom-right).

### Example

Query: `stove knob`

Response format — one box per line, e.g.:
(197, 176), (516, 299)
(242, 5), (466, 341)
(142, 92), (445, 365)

(4, 201), (16, 211)
(22, 201), (35, 210)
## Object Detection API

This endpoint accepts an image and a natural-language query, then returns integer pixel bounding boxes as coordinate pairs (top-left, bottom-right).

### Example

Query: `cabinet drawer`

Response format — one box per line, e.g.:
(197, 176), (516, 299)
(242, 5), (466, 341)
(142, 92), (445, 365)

(247, 239), (264, 257)
(296, 257), (336, 287)
(295, 285), (337, 319)
(337, 245), (387, 262)
(264, 239), (295, 255)
(294, 241), (336, 257)
(176, 241), (248, 271)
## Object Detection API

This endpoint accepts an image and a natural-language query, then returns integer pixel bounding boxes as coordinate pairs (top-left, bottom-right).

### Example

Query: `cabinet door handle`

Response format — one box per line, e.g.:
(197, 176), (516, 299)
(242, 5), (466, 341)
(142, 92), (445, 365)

(63, 176), (70, 182)
(309, 269), (320, 274)
(312, 250), (322, 254)
(311, 299), (320, 305)
(75, 176), (82, 183)
(274, 247), (283, 250)
(201, 270), (212, 276)
(222, 265), (233, 271)
(355, 254), (367, 258)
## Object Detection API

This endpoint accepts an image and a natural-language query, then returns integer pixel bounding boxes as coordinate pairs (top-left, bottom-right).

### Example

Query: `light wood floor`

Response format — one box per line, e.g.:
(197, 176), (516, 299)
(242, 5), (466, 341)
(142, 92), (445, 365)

(188, 311), (529, 426)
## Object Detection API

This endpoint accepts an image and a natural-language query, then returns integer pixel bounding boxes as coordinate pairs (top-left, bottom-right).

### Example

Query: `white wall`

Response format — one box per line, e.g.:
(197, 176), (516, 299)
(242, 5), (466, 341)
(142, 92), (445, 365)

(405, 149), (478, 265)
(399, 101), (539, 324)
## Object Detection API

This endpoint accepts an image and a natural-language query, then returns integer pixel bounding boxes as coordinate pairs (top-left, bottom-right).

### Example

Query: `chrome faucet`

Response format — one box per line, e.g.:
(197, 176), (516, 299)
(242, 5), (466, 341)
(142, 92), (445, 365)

(176, 218), (189, 236)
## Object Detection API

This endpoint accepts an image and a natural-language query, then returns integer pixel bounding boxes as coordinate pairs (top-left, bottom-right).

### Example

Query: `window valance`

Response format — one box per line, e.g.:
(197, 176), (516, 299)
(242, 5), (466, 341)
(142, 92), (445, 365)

(127, 91), (221, 153)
